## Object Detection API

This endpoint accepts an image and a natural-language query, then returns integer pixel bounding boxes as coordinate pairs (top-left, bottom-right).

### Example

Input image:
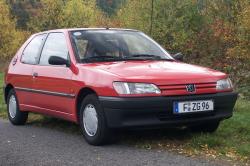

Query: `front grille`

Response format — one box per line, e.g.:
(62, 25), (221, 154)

(158, 82), (217, 96)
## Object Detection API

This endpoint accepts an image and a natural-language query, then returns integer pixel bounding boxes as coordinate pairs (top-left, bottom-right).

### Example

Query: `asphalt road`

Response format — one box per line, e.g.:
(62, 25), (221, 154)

(0, 118), (221, 166)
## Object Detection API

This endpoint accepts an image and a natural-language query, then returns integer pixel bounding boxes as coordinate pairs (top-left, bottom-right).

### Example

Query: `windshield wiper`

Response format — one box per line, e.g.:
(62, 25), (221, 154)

(125, 54), (174, 61)
(82, 55), (121, 62)
(130, 54), (161, 59)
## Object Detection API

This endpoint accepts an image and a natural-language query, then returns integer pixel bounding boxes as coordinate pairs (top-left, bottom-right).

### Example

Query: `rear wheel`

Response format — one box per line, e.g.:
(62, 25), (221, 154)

(79, 94), (111, 145)
(190, 121), (220, 133)
(7, 89), (28, 125)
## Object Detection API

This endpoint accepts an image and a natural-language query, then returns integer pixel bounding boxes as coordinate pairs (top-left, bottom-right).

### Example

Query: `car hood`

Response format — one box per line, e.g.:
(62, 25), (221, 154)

(80, 61), (226, 85)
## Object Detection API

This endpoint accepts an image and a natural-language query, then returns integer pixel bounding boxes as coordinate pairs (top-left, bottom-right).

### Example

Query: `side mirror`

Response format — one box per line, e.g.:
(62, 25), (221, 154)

(48, 56), (70, 67)
(173, 52), (184, 61)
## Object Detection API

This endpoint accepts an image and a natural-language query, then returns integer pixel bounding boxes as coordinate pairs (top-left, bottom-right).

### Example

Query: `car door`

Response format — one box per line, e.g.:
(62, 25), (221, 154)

(13, 34), (47, 108)
(31, 32), (74, 118)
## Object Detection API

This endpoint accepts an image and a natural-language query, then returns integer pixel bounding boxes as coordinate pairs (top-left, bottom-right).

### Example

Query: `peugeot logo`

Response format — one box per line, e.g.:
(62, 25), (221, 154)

(186, 84), (196, 93)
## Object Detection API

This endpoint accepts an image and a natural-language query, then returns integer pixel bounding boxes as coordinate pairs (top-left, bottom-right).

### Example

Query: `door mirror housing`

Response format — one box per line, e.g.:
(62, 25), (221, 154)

(48, 56), (70, 67)
(173, 53), (184, 61)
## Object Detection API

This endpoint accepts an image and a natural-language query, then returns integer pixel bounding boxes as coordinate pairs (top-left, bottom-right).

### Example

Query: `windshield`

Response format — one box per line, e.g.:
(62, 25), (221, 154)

(70, 30), (173, 63)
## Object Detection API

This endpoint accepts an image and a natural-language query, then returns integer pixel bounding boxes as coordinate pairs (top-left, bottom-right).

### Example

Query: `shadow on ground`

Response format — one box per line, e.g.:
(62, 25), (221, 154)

(26, 114), (193, 148)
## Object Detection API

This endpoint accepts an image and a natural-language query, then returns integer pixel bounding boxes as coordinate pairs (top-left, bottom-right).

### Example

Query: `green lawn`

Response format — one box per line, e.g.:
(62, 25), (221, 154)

(0, 72), (249, 163)
(0, 73), (7, 118)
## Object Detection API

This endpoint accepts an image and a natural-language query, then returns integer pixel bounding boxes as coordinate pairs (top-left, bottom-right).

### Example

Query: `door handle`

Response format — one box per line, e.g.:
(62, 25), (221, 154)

(32, 72), (38, 78)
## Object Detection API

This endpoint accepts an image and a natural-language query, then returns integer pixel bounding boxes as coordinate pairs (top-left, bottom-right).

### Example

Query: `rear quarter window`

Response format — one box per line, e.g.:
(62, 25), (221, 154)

(21, 34), (47, 65)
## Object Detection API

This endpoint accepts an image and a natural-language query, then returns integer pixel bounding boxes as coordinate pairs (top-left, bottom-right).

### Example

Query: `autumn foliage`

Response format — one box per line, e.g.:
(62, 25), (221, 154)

(0, 1), (28, 59)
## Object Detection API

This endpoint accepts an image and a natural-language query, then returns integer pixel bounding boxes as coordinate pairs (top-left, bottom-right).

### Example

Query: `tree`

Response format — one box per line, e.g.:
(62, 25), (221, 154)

(227, 1), (250, 60)
(97, 0), (126, 16)
(116, 0), (206, 53)
(0, 0), (27, 60)
(7, 0), (42, 29)
(28, 0), (65, 32)
(28, 0), (104, 32)
(8, 1), (30, 29)
(115, 0), (152, 33)
(226, 1), (250, 96)
(61, 0), (102, 28)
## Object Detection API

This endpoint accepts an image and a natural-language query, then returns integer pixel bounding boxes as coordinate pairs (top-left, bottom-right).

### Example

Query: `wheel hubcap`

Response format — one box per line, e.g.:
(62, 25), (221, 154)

(9, 95), (17, 119)
(83, 104), (98, 137)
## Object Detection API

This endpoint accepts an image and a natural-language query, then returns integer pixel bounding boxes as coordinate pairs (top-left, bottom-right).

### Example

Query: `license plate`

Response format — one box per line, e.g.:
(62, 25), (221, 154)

(174, 100), (214, 114)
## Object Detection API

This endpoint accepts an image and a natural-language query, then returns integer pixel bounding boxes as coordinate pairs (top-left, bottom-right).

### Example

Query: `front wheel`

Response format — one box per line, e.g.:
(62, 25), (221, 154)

(7, 89), (28, 125)
(79, 94), (111, 145)
(190, 121), (220, 133)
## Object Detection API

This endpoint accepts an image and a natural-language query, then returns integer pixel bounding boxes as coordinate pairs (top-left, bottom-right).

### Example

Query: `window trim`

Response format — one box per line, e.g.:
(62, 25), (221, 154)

(69, 31), (82, 63)
(37, 32), (70, 67)
(21, 33), (48, 65)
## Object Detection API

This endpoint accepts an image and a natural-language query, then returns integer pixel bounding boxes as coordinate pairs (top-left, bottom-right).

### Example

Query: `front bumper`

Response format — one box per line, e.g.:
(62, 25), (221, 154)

(99, 92), (238, 128)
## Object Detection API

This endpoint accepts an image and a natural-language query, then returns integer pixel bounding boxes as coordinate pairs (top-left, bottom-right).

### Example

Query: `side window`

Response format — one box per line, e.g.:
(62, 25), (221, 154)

(21, 34), (46, 64)
(39, 33), (68, 65)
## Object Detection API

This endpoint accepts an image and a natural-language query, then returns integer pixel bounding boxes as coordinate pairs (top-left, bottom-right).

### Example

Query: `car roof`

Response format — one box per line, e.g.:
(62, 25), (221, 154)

(35, 28), (140, 35)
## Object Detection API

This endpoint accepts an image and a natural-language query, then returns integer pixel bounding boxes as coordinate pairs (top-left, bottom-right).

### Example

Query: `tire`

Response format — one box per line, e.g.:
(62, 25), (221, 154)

(190, 121), (220, 133)
(7, 89), (28, 125)
(79, 94), (111, 146)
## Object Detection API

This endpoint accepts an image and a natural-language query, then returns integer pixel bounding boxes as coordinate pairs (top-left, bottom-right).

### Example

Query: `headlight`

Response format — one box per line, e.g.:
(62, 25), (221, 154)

(216, 78), (233, 90)
(113, 82), (161, 94)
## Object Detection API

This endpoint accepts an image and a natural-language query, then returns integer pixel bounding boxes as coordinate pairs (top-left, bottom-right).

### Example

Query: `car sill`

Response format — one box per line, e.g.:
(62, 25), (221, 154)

(15, 87), (75, 98)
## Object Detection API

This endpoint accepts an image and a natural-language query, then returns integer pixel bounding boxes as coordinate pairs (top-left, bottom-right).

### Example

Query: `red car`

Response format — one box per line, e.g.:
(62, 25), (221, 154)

(4, 28), (238, 145)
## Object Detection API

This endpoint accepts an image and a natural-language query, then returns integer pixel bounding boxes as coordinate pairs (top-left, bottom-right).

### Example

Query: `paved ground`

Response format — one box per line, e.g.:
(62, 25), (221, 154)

(0, 119), (222, 166)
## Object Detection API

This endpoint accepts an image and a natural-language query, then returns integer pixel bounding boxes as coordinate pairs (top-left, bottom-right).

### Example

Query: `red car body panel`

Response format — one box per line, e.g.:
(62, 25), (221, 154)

(4, 28), (235, 124)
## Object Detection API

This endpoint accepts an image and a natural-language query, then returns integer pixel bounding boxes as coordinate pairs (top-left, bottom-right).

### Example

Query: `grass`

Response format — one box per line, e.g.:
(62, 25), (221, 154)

(0, 73), (7, 118)
(116, 100), (250, 165)
(119, 101), (250, 164)
(0, 72), (249, 164)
